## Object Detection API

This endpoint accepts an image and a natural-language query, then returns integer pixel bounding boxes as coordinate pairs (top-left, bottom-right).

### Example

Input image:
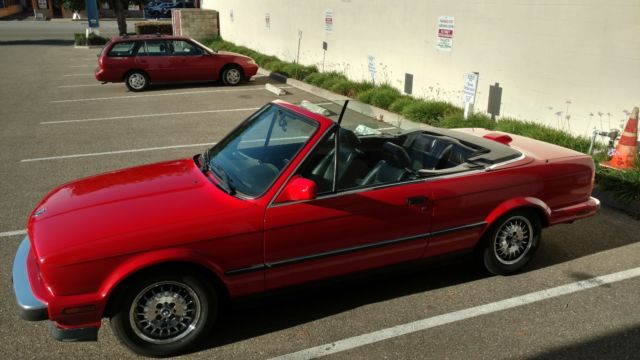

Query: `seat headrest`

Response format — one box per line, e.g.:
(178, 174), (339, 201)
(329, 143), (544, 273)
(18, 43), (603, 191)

(382, 142), (412, 168)
(338, 128), (360, 148)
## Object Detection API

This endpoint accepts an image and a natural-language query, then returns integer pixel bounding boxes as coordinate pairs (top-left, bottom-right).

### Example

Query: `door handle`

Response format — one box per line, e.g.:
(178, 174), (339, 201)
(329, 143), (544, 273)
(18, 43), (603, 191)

(406, 196), (427, 206)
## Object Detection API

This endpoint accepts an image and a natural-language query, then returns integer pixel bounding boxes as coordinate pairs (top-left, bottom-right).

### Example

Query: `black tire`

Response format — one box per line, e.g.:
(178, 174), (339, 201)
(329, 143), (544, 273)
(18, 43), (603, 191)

(221, 65), (243, 86)
(109, 270), (217, 357)
(152, 10), (160, 17)
(125, 71), (149, 92)
(481, 209), (541, 275)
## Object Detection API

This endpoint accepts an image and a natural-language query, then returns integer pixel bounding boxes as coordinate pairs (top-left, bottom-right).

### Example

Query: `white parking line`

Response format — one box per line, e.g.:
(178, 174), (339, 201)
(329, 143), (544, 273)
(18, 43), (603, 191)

(21, 143), (215, 163)
(269, 266), (640, 360)
(51, 86), (294, 103)
(41, 107), (261, 125)
(0, 229), (27, 238)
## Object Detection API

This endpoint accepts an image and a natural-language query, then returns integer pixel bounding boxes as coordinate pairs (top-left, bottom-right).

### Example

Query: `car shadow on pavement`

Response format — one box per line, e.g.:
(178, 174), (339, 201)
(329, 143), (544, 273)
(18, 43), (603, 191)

(0, 39), (74, 46)
(189, 207), (640, 355)
(130, 76), (274, 92)
(194, 256), (488, 353)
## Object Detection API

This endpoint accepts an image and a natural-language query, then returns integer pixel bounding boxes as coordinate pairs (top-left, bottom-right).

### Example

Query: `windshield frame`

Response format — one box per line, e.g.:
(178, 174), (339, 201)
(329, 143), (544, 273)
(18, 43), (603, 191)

(204, 103), (320, 200)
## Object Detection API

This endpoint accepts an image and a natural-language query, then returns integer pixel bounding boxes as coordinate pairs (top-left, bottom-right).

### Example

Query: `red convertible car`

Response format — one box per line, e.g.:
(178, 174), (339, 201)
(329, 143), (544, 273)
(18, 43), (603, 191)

(13, 100), (599, 356)
(94, 35), (258, 91)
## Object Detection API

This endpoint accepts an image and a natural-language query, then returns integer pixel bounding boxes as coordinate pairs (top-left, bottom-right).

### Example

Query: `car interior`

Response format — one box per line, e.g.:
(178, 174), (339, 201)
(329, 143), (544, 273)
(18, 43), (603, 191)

(299, 128), (492, 194)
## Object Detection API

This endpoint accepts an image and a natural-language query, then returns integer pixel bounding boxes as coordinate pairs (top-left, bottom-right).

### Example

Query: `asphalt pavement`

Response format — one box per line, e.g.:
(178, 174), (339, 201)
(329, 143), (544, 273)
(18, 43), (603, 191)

(1, 20), (639, 360)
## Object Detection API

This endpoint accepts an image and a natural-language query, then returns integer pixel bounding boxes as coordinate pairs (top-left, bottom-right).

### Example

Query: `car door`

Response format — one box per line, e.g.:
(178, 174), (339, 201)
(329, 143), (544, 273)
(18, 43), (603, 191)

(166, 40), (215, 82)
(136, 40), (172, 82)
(263, 131), (432, 290)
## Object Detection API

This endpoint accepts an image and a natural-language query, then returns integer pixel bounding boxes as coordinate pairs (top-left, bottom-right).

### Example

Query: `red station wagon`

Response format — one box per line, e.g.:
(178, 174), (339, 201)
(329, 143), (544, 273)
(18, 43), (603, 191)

(13, 100), (599, 357)
(94, 35), (259, 91)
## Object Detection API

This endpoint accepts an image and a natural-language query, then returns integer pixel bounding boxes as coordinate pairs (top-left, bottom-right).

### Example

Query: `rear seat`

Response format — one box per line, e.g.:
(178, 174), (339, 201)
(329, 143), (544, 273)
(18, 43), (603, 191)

(404, 133), (474, 170)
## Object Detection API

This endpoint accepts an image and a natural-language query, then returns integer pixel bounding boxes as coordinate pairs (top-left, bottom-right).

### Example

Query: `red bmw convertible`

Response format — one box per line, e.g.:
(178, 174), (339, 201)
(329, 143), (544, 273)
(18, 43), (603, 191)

(13, 100), (599, 356)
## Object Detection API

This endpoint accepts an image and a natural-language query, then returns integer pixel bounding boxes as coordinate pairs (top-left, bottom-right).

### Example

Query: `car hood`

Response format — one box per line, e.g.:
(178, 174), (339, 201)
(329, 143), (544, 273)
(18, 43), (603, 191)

(217, 51), (253, 61)
(28, 158), (257, 267)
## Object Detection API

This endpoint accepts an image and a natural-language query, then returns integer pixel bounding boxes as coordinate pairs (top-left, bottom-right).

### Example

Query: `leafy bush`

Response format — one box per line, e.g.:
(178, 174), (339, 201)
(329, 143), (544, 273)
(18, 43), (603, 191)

(134, 22), (172, 35)
(357, 85), (401, 110)
(494, 118), (592, 153)
(596, 166), (640, 203)
(388, 96), (417, 114)
(74, 33), (109, 46)
(402, 100), (456, 125)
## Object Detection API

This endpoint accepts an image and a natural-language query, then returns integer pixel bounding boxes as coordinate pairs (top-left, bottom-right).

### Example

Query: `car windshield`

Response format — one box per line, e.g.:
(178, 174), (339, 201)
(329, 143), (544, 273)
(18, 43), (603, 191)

(204, 104), (318, 197)
(191, 39), (216, 54)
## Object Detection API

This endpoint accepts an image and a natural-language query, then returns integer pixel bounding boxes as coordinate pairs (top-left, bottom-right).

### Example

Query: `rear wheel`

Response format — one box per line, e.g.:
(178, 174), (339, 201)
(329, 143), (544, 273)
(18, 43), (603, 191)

(221, 66), (243, 86)
(110, 270), (217, 357)
(481, 209), (541, 275)
(125, 71), (149, 92)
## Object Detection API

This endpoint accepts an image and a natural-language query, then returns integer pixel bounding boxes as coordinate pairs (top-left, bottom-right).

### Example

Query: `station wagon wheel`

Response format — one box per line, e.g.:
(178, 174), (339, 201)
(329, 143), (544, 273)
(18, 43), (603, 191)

(221, 66), (243, 86)
(481, 210), (541, 275)
(125, 71), (149, 92)
(110, 270), (217, 357)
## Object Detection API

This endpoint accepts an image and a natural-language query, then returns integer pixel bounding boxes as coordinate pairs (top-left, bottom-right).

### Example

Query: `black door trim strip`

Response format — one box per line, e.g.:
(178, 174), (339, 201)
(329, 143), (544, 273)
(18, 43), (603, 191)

(224, 221), (487, 276)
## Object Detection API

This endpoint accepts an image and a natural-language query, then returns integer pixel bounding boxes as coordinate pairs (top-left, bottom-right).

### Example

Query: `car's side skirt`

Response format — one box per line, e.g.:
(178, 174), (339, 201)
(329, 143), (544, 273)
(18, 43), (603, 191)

(225, 221), (487, 276)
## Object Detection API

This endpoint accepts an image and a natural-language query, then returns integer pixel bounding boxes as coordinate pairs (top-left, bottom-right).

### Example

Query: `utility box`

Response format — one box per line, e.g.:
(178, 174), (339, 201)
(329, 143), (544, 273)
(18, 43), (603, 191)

(172, 9), (219, 41)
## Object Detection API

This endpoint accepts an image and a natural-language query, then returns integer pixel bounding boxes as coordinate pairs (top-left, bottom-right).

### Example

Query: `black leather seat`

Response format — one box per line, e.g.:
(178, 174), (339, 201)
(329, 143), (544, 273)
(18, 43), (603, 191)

(361, 142), (413, 186)
(310, 128), (364, 191)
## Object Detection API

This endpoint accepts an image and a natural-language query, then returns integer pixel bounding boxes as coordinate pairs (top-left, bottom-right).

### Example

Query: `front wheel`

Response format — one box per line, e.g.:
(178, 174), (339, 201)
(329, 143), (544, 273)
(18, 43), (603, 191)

(110, 271), (217, 357)
(221, 66), (243, 86)
(481, 209), (541, 275)
(125, 71), (149, 92)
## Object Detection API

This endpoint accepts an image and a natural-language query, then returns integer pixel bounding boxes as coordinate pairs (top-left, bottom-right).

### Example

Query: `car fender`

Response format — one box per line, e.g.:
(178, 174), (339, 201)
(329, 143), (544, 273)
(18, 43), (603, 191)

(98, 247), (226, 302)
(483, 197), (551, 234)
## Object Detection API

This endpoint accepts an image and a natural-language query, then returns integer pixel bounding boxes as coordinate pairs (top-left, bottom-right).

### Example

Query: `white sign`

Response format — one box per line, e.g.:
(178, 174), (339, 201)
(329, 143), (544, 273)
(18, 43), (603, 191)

(367, 55), (376, 81)
(437, 16), (455, 52)
(463, 72), (479, 104)
(265, 13), (270, 30)
(324, 9), (334, 32)
(38, 0), (47, 8)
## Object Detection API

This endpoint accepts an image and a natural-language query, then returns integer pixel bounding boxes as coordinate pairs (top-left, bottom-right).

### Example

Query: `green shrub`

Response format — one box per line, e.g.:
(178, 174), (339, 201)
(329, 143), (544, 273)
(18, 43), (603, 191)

(402, 100), (455, 125)
(74, 33), (109, 46)
(357, 85), (401, 109)
(596, 167), (640, 203)
(495, 118), (592, 153)
(329, 79), (355, 95)
(134, 22), (172, 35)
(439, 111), (495, 129)
(388, 96), (417, 114)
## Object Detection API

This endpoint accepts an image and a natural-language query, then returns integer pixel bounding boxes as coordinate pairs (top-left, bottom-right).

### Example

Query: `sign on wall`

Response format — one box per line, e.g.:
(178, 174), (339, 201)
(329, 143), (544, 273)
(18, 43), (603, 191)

(324, 9), (333, 32)
(265, 13), (270, 30)
(367, 55), (376, 82)
(437, 16), (455, 52)
(37, 0), (47, 9)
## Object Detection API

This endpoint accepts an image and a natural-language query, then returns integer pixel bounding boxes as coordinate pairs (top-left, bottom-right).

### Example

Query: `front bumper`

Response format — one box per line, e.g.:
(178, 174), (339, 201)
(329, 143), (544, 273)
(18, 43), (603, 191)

(12, 237), (48, 321)
(13, 237), (98, 341)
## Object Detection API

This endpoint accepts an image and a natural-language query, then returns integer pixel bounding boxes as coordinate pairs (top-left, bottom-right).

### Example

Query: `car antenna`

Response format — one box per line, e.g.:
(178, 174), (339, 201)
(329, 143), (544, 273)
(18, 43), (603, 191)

(332, 100), (349, 193)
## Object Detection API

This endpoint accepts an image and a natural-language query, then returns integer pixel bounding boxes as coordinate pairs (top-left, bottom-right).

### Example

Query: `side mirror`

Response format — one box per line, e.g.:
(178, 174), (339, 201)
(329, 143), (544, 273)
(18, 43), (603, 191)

(276, 176), (317, 203)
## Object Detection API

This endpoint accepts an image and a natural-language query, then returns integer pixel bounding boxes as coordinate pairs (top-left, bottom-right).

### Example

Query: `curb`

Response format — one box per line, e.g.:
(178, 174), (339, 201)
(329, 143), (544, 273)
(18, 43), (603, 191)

(592, 187), (640, 219)
(73, 44), (104, 49)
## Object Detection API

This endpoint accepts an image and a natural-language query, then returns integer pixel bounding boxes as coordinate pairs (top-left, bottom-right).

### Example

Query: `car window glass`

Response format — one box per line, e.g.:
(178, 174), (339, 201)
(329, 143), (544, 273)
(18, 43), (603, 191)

(295, 129), (338, 195)
(140, 40), (167, 56)
(168, 40), (202, 56)
(107, 41), (136, 57)
(208, 105), (318, 197)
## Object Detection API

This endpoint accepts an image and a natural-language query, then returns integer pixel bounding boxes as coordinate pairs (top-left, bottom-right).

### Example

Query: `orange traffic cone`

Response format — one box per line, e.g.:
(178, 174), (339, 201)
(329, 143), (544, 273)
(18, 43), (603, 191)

(601, 106), (638, 170)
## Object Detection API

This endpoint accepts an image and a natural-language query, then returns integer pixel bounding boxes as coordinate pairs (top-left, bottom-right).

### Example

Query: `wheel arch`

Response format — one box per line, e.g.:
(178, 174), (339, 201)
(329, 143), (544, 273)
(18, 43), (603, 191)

(220, 63), (244, 78)
(123, 69), (151, 83)
(483, 197), (551, 236)
(101, 250), (229, 318)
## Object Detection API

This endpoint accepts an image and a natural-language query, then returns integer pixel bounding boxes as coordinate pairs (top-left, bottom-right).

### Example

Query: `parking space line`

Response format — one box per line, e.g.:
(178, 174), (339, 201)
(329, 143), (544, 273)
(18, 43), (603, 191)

(41, 107), (261, 125)
(51, 86), (294, 103)
(0, 229), (27, 238)
(269, 266), (640, 360)
(21, 143), (215, 162)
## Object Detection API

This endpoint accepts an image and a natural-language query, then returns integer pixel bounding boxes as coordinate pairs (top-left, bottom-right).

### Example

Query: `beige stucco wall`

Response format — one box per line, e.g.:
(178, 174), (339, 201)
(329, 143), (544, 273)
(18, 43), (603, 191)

(201, 0), (640, 136)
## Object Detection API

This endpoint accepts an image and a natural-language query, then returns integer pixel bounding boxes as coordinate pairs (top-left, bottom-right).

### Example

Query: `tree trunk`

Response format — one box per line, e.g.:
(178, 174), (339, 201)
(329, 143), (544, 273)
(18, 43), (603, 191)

(113, 0), (128, 35)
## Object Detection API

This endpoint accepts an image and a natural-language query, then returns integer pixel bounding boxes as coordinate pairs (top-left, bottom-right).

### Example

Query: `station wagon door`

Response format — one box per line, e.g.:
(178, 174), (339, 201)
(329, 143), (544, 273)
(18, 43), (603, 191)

(136, 40), (173, 82)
